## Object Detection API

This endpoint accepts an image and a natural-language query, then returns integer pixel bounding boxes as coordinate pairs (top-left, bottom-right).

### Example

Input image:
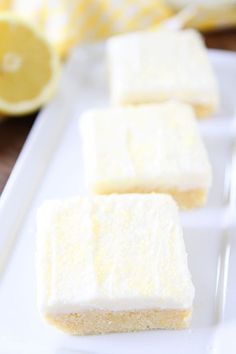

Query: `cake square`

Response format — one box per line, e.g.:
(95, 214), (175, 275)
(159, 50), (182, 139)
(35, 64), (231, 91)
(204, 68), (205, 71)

(37, 194), (194, 335)
(107, 29), (219, 117)
(80, 101), (212, 209)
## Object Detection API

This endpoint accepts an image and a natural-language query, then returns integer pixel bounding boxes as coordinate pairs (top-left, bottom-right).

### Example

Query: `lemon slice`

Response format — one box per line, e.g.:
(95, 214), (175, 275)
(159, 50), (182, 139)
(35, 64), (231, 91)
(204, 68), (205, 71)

(0, 13), (60, 115)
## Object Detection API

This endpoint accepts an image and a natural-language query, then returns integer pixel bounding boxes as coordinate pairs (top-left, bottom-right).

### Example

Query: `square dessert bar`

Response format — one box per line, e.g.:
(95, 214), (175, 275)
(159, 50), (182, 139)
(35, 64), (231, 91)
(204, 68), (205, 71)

(107, 29), (219, 117)
(37, 194), (194, 335)
(80, 101), (212, 209)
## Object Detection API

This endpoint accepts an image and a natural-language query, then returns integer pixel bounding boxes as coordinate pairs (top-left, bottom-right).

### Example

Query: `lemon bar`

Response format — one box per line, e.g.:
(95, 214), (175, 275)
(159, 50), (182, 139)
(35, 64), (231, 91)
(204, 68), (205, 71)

(37, 194), (194, 335)
(107, 29), (219, 117)
(80, 101), (212, 209)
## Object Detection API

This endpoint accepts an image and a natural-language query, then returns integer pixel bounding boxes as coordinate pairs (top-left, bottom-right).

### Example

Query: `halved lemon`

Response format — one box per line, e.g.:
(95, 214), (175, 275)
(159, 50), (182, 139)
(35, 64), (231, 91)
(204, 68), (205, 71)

(0, 13), (60, 115)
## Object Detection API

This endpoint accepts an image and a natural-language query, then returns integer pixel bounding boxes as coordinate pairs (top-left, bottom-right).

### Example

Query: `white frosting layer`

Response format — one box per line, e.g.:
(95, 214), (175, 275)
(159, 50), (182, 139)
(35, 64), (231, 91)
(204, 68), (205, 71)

(80, 101), (212, 193)
(37, 194), (194, 315)
(107, 29), (219, 112)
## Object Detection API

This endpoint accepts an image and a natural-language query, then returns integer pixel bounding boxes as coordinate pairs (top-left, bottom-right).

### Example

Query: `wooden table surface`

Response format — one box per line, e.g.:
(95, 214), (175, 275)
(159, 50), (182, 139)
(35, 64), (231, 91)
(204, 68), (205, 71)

(0, 29), (236, 194)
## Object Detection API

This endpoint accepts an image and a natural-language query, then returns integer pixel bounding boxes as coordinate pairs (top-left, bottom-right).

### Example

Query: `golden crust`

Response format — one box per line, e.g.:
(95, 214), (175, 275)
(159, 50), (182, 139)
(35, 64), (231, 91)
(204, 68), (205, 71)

(94, 187), (207, 210)
(114, 99), (216, 118)
(45, 308), (192, 335)
(193, 103), (216, 118)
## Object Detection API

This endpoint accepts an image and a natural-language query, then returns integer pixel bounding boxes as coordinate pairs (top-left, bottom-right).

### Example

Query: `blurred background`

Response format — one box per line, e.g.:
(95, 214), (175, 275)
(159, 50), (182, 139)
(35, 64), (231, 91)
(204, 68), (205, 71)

(0, 0), (236, 193)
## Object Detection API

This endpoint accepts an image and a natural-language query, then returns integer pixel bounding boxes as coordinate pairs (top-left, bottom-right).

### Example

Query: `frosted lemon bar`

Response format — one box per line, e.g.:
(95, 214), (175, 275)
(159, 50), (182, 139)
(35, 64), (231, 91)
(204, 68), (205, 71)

(80, 101), (212, 209)
(107, 29), (219, 117)
(37, 194), (194, 335)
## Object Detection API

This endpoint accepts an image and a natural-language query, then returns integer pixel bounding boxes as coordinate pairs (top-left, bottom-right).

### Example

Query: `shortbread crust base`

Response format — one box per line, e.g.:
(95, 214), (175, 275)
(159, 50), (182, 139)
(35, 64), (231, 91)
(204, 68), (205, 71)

(112, 98), (216, 118)
(45, 308), (192, 335)
(194, 103), (216, 118)
(93, 187), (207, 209)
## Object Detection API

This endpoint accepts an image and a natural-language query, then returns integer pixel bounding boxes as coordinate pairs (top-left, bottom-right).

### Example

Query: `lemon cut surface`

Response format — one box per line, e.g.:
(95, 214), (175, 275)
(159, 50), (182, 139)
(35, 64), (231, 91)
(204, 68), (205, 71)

(0, 13), (60, 115)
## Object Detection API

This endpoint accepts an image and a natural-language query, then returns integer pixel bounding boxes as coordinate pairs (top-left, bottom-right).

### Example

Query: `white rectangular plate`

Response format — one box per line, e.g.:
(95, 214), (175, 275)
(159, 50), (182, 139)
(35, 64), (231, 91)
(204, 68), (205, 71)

(0, 44), (236, 354)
